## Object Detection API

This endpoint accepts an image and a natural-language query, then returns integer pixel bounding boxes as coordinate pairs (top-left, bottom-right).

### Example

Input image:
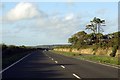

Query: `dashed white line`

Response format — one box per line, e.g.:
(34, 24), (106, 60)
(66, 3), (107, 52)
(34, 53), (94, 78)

(61, 65), (65, 68)
(0, 53), (31, 74)
(73, 73), (81, 79)
(51, 58), (54, 60)
(55, 61), (58, 63)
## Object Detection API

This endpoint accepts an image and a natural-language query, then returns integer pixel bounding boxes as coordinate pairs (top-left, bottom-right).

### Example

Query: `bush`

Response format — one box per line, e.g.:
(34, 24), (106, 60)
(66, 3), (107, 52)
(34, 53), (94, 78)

(2, 44), (8, 51)
(110, 45), (118, 57)
(73, 54), (76, 56)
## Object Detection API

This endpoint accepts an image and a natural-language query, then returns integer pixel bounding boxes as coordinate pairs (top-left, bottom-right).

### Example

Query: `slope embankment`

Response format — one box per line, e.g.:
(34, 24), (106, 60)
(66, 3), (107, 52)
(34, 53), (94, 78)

(54, 47), (120, 57)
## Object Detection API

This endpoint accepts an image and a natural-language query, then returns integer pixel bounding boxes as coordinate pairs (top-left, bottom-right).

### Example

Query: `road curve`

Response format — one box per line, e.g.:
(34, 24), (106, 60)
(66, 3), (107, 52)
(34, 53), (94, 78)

(2, 50), (119, 80)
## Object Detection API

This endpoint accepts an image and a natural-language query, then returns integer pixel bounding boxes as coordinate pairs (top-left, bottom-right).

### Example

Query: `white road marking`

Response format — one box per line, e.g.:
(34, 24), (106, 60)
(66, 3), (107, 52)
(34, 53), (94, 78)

(55, 61), (58, 63)
(44, 53), (47, 56)
(52, 58), (54, 60)
(84, 59), (120, 69)
(61, 65), (65, 68)
(0, 53), (31, 74)
(73, 73), (81, 79)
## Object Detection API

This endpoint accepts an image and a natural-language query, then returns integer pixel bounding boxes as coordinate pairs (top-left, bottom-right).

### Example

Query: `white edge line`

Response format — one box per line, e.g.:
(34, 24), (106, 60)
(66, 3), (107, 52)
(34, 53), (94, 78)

(61, 65), (65, 68)
(45, 54), (47, 56)
(73, 73), (81, 79)
(84, 59), (120, 69)
(0, 53), (31, 74)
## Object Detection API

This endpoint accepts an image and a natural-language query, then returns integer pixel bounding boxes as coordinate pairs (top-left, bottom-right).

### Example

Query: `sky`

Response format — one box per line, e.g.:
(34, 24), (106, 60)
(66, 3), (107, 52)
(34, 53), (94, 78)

(0, 1), (118, 46)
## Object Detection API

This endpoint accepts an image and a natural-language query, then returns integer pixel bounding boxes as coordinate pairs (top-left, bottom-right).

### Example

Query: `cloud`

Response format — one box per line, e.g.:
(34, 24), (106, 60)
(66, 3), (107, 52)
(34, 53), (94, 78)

(30, 13), (83, 40)
(2, 3), (88, 45)
(5, 2), (46, 21)
(64, 13), (74, 20)
(0, 3), (4, 9)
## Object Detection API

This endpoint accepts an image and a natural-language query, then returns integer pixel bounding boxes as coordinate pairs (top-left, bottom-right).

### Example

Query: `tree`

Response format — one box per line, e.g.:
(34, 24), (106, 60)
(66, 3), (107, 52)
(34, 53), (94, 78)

(68, 31), (87, 48)
(74, 31), (87, 39)
(68, 36), (78, 45)
(86, 22), (96, 34)
(86, 17), (105, 43)
(2, 43), (8, 51)
(85, 33), (96, 45)
(92, 17), (105, 33)
(86, 17), (105, 34)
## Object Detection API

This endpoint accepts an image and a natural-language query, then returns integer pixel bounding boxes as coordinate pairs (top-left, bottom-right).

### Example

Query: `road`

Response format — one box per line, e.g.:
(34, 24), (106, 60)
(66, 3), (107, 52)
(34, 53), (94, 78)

(2, 50), (119, 80)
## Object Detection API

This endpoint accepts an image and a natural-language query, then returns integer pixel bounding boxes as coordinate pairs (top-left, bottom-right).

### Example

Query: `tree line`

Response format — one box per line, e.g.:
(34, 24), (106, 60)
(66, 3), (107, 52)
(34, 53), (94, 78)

(68, 31), (119, 48)
(1, 44), (37, 68)
(1, 44), (36, 58)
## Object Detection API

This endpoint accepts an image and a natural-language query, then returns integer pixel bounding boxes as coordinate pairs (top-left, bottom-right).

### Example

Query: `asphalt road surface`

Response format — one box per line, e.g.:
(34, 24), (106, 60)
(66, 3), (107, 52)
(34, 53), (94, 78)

(1, 50), (119, 80)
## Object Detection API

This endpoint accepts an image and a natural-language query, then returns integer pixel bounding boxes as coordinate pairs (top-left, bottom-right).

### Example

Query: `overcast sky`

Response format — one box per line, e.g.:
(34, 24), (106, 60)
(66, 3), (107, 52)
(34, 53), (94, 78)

(0, 1), (118, 46)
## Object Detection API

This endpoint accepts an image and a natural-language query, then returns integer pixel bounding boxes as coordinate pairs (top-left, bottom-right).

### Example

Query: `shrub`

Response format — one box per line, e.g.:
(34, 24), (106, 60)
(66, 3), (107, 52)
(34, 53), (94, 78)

(110, 45), (118, 57)
(2, 44), (8, 51)
(73, 54), (76, 56)
(79, 54), (82, 56)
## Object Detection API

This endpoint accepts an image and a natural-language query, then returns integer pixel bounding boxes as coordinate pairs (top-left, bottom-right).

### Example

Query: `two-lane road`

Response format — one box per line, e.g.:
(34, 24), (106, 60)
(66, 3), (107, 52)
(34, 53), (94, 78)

(2, 50), (119, 80)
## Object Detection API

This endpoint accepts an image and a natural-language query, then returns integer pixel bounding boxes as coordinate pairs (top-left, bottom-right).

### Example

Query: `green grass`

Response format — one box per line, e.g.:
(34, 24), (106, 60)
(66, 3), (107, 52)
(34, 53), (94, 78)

(51, 50), (120, 66)
(78, 55), (119, 65)
(51, 51), (78, 56)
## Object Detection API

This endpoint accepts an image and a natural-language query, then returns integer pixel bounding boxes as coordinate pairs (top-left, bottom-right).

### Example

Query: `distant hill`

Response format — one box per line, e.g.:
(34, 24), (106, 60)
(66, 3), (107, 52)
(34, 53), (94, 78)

(35, 44), (71, 48)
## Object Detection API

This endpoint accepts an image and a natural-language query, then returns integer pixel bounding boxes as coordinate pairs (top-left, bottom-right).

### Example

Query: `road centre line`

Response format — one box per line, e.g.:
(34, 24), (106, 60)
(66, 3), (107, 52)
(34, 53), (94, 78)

(0, 53), (31, 74)
(51, 58), (54, 60)
(55, 61), (58, 63)
(61, 65), (65, 68)
(73, 73), (81, 79)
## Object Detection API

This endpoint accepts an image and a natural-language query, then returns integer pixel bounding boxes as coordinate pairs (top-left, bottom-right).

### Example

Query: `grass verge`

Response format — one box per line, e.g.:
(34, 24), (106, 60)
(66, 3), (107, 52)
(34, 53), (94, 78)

(51, 50), (120, 66)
